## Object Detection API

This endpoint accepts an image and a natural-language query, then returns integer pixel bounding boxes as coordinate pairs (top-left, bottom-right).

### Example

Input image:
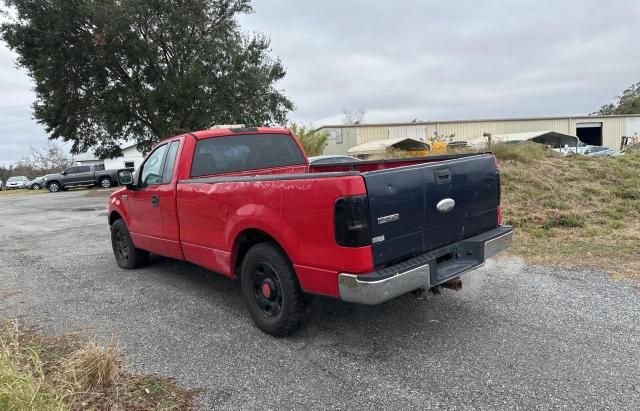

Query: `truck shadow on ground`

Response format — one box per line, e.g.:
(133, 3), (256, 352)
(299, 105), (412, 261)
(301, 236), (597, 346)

(142, 254), (490, 348)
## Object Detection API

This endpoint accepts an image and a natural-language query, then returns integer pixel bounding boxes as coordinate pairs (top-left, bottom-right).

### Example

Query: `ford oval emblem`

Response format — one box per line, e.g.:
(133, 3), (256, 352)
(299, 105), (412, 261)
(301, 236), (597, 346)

(436, 198), (455, 213)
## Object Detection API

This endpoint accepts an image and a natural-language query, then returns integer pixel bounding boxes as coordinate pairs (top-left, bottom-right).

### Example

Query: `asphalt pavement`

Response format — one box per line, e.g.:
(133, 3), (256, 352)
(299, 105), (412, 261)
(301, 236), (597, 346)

(0, 190), (638, 410)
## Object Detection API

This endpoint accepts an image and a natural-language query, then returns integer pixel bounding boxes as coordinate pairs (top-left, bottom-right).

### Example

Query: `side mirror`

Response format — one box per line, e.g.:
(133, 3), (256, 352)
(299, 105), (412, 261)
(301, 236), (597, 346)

(118, 169), (134, 187)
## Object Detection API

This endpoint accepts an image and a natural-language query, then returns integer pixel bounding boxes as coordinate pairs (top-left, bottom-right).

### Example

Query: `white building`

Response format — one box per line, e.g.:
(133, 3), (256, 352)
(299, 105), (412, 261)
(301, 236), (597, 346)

(76, 143), (144, 170)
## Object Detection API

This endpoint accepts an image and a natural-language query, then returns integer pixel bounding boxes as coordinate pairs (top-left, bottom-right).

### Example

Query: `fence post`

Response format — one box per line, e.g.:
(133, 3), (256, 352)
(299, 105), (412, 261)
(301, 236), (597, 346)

(483, 132), (492, 150)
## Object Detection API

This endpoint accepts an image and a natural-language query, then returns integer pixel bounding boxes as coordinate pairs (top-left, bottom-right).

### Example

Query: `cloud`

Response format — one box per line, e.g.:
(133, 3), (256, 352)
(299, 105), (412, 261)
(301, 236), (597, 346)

(239, 0), (640, 124)
(1, 0), (639, 164)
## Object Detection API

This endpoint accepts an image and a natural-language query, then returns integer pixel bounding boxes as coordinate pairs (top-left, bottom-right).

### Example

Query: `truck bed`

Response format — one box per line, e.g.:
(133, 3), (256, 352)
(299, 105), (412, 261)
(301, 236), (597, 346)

(178, 152), (498, 277)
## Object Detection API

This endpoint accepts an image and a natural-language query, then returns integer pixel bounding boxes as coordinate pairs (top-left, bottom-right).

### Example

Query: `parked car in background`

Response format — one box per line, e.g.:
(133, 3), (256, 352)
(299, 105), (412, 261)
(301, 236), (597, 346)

(5, 176), (30, 189)
(583, 146), (617, 157)
(25, 176), (45, 190)
(44, 164), (120, 192)
(308, 155), (362, 165)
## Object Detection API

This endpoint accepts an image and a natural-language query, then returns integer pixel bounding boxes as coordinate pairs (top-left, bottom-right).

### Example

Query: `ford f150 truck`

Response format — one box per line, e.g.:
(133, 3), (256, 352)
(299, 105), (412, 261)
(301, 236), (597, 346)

(108, 127), (512, 336)
(44, 164), (121, 192)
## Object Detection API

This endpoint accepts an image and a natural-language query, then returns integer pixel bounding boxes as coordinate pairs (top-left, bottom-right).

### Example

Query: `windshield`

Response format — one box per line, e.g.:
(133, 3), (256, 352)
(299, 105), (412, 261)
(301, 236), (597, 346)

(8, 176), (26, 182)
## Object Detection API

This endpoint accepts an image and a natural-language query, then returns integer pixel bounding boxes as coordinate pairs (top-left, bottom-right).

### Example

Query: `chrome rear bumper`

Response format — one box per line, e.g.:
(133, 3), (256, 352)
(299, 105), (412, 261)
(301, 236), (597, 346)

(338, 225), (513, 305)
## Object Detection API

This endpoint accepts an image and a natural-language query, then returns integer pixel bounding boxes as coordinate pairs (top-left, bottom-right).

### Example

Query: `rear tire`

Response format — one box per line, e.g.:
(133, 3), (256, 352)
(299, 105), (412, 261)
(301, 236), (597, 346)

(111, 219), (150, 269)
(99, 177), (113, 188)
(240, 242), (306, 336)
(48, 182), (61, 193)
(32, 184), (41, 190)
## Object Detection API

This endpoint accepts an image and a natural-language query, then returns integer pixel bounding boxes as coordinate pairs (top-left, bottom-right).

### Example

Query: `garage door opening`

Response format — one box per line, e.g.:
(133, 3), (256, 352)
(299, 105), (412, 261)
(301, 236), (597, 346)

(576, 122), (602, 146)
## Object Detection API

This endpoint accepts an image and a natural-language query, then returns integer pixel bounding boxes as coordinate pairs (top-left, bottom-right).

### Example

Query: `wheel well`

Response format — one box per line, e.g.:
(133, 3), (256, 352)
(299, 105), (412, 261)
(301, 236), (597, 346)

(100, 176), (112, 181)
(46, 180), (60, 187)
(232, 229), (281, 277)
(109, 211), (123, 226)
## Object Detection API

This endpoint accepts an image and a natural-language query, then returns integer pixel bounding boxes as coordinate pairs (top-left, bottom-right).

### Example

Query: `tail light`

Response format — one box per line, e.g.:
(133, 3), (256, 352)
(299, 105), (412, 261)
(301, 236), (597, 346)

(497, 206), (502, 225)
(334, 195), (370, 247)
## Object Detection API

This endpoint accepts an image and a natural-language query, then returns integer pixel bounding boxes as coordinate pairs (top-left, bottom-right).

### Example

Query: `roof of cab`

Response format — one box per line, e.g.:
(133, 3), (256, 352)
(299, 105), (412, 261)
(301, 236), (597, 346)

(191, 127), (290, 139)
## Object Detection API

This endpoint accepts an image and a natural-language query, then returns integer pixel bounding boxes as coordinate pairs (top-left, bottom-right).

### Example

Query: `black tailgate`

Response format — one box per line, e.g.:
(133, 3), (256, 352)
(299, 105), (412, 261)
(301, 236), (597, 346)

(363, 154), (499, 267)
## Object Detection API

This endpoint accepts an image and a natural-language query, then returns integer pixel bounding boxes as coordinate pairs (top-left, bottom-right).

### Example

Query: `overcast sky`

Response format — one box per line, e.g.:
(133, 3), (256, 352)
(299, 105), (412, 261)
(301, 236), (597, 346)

(1, 0), (639, 165)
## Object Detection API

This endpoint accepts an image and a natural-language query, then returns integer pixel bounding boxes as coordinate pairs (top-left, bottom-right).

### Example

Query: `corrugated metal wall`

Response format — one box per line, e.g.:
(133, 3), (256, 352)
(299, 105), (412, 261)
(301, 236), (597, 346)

(323, 127), (358, 155)
(568, 117), (625, 149)
(319, 116), (638, 153)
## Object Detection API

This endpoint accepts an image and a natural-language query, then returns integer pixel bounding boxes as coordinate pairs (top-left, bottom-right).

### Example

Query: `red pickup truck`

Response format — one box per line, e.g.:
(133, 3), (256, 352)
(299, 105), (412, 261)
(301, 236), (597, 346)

(109, 127), (512, 336)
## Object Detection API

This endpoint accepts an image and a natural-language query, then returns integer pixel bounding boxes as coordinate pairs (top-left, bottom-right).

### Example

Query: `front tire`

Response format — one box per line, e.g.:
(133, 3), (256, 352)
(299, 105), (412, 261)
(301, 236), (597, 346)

(48, 182), (61, 193)
(99, 177), (113, 188)
(110, 219), (150, 269)
(241, 242), (306, 336)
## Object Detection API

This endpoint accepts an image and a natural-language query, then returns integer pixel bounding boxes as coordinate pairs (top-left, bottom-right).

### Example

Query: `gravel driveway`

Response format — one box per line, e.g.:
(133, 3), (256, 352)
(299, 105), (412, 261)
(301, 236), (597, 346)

(0, 191), (638, 409)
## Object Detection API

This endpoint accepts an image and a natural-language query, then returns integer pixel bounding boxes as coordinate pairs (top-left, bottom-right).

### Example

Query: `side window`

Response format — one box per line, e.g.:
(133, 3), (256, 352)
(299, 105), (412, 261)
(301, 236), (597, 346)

(162, 141), (180, 184)
(64, 167), (77, 174)
(139, 145), (168, 187)
(77, 166), (91, 173)
(94, 164), (105, 171)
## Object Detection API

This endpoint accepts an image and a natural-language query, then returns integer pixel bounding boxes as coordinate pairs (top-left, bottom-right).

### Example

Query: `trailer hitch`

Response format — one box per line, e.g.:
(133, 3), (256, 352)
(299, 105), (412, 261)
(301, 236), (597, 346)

(442, 278), (463, 291)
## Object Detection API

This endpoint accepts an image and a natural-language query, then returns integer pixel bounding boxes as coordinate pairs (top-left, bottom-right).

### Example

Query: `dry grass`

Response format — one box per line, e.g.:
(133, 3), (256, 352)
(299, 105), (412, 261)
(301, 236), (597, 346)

(0, 189), (47, 196)
(0, 320), (193, 410)
(496, 146), (640, 279)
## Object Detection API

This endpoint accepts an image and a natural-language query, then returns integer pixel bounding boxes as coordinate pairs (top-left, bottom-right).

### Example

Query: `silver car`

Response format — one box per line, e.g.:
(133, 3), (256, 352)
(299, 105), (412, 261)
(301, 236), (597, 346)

(583, 146), (617, 157)
(5, 176), (29, 189)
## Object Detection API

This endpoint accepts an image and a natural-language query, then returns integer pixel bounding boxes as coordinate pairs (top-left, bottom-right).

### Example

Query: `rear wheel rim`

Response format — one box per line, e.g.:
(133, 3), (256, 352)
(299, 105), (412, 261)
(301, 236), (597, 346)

(251, 262), (283, 317)
(33, 184), (40, 190)
(114, 229), (129, 263)
(101, 179), (111, 188)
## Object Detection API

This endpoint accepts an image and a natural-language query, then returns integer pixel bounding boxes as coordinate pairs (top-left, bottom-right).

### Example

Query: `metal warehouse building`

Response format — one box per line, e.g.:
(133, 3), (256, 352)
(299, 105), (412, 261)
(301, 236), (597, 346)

(318, 114), (640, 155)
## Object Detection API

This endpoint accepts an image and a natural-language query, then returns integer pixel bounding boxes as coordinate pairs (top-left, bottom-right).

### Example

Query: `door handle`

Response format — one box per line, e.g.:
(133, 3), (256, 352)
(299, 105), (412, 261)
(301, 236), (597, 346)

(151, 195), (159, 207)
(435, 169), (451, 184)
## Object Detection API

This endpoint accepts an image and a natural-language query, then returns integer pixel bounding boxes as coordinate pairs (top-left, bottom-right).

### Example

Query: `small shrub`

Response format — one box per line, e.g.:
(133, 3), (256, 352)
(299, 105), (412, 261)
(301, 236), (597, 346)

(583, 226), (597, 237)
(608, 221), (624, 230)
(612, 188), (640, 200)
(491, 142), (555, 164)
(582, 187), (599, 195)
(542, 198), (569, 210)
(543, 213), (586, 229)
(604, 207), (625, 220)
(62, 338), (120, 391)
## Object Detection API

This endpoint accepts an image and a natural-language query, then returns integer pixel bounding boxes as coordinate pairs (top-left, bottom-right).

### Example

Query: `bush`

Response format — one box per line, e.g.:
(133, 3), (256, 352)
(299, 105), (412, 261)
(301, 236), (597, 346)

(543, 213), (586, 229)
(491, 142), (556, 164)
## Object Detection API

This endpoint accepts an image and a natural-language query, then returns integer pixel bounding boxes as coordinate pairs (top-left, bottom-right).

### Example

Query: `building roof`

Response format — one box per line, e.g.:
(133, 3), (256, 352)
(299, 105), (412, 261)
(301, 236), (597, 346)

(348, 137), (429, 155)
(317, 114), (640, 130)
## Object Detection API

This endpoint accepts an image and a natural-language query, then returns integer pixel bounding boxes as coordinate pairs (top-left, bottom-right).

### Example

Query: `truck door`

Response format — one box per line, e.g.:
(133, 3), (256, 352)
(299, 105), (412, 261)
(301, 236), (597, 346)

(157, 140), (183, 259)
(74, 165), (94, 184)
(128, 144), (168, 256)
(61, 167), (78, 185)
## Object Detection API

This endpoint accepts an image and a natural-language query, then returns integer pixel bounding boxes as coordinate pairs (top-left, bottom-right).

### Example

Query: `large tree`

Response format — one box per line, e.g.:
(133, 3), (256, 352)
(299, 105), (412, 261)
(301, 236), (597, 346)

(1, 0), (293, 157)
(593, 82), (640, 115)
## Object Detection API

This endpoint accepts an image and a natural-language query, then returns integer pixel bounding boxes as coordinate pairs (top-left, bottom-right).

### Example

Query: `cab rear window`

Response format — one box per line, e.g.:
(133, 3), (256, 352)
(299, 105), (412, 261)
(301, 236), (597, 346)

(191, 133), (305, 177)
